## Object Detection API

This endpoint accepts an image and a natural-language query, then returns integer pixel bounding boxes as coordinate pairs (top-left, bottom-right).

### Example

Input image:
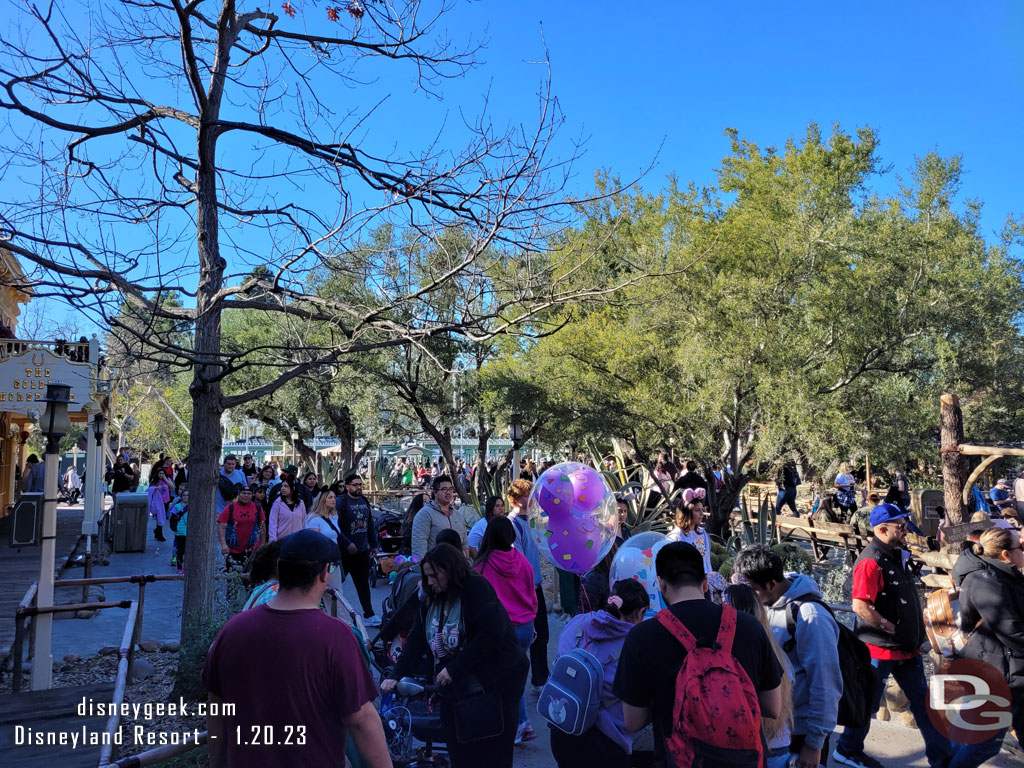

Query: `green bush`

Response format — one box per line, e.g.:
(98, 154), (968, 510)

(772, 542), (814, 575)
(710, 541), (728, 571)
(717, 557), (734, 581)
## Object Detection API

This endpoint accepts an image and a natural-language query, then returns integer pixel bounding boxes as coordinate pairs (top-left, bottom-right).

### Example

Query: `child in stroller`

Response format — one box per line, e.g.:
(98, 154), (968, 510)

(370, 508), (405, 587)
(371, 554), (422, 664)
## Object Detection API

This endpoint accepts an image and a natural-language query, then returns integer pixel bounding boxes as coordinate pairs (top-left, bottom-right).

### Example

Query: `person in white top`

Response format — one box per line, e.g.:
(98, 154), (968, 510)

(304, 489), (344, 590)
(833, 462), (858, 520)
(467, 495), (506, 559)
(665, 487), (713, 574)
(63, 465), (82, 504)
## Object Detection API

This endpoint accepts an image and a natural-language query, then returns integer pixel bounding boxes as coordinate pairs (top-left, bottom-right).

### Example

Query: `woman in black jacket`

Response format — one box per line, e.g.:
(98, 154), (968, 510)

(954, 527), (1024, 767)
(381, 543), (528, 768)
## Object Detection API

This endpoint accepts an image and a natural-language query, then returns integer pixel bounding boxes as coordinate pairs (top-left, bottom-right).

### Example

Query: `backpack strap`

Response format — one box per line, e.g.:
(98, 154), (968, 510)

(655, 608), (698, 653)
(715, 603), (737, 653)
(783, 595), (836, 653)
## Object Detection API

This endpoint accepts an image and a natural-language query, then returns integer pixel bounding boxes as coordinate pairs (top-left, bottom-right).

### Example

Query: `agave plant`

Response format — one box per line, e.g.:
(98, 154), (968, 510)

(588, 439), (675, 534)
(468, 466), (507, 519)
(726, 492), (778, 556)
(368, 454), (401, 492)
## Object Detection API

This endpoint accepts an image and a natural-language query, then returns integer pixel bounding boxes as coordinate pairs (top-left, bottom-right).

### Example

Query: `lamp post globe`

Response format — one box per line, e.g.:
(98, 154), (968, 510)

(41, 382), (72, 453)
(94, 412), (106, 446)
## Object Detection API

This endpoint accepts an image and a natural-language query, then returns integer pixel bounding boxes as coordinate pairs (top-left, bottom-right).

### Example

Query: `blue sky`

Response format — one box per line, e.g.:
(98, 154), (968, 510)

(13, 0), (1024, 334)
(422, 0), (1022, 238)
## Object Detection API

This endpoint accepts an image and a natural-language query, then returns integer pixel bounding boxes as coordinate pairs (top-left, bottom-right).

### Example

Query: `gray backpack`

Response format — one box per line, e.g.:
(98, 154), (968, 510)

(537, 642), (604, 735)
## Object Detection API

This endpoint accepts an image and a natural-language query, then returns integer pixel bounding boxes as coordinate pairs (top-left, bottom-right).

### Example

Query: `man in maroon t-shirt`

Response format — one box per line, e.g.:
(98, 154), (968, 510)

(217, 486), (264, 571)
(203, 529), (390, 767)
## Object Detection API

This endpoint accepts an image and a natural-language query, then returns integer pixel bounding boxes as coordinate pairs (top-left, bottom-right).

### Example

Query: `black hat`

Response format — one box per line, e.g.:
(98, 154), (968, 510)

(283, 464), (299, 476)
(278, 529), (341, 565)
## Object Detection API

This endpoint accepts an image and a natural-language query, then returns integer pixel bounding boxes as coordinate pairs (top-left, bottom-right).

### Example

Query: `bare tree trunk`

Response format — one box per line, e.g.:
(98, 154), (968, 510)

(180, 0), (232, 653)
(941, 393), (967, 527)
(472, 421), (493, 498)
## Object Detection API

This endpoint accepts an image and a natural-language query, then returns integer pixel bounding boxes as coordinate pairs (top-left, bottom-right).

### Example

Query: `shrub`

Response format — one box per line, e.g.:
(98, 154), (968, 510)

(772, 541), (814, 575)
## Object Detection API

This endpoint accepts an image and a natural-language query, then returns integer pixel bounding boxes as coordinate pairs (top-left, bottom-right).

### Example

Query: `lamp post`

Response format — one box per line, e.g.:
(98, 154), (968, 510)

(82, 413), (106, 592)
(290, 428), (299, 468)
(31, 382), (72, 690)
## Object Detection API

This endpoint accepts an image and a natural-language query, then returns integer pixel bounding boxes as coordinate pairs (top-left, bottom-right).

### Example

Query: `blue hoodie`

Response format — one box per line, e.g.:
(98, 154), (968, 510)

(557, 609), (633, 754)
(767, 573), (842, 751)
(510, 513), (542, 587)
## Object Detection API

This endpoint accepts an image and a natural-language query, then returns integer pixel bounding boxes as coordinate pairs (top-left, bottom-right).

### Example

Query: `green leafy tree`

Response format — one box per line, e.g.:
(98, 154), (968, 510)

(505, 126), (1024, 534)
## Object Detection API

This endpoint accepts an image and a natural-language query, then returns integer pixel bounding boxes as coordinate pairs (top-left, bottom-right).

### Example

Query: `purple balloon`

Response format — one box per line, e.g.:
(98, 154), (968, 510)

(526, 462), (618, 575)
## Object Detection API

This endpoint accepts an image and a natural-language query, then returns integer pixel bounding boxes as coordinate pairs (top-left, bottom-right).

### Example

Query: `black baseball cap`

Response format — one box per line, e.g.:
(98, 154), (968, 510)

(278, 529), (341, 565)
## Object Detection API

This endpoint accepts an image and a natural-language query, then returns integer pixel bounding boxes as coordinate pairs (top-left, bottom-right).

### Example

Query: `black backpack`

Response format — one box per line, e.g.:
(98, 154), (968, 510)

(218, 473), (241, 502)
(783, 595), (875, 728)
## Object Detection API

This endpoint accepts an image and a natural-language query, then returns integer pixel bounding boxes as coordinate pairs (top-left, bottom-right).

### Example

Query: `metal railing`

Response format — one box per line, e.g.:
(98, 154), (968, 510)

(9, 573), (182, 693)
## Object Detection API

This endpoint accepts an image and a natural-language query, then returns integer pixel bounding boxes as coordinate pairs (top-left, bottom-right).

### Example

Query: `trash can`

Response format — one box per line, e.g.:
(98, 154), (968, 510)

(911, 489), (945, 538)
(112, 491), (149, 552)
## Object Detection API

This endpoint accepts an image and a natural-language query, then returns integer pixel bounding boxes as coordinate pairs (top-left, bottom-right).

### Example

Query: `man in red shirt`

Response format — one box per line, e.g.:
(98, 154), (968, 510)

(217, 485), (264, 571)
(203, 529), (391, 767)
(834, 503), (953, 768)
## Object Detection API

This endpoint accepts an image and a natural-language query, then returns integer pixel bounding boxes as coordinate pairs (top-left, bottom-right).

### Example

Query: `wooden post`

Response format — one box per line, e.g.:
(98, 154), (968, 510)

(941, 394), (967, 527)
(865, 451), (872, 494)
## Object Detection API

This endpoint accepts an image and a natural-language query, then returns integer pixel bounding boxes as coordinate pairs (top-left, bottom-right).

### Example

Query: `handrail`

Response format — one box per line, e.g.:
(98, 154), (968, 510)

(100, 732), (208, 767)
(97, 601), (138, 767)
(21, 600), (133, 616)
(55, 574), (184, 588)
(10, 582), (39, 692)
(17, 581), (38, 611)
(0, 338), (92, 362)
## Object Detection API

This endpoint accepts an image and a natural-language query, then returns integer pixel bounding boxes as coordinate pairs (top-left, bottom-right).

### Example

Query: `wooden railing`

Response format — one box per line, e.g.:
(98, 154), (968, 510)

(0, 337), (92, 363)
(9, 573), (182, 693)
(97, 601), (139, 766)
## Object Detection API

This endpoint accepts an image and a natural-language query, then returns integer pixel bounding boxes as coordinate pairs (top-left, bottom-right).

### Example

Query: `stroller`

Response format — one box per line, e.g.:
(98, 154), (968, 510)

(368, 643), (448, 767)
(370, 508), (405, 587)
(372, 557), (422, 665)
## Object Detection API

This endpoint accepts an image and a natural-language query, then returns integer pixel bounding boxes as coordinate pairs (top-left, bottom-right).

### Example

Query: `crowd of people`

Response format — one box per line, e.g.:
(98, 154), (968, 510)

(76, 444), (1022, 767)
(191, 453), (1024, 768)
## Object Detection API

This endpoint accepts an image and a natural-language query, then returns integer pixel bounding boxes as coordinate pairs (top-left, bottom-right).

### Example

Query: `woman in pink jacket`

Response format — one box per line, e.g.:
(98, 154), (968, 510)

(268, 478), (306, 541)
(474, 516), (538, 743)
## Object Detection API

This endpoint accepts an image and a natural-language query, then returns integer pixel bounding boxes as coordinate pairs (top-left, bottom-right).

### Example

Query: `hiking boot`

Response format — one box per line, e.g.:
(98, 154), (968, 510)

(833, 745), (885, 768)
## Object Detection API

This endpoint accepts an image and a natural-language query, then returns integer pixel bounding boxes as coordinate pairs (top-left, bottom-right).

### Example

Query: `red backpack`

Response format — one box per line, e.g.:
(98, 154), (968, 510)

(656, 605), (763, 768)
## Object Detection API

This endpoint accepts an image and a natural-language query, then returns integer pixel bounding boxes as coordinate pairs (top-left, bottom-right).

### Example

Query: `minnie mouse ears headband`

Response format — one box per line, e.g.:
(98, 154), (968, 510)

(682, 487), (706, 505)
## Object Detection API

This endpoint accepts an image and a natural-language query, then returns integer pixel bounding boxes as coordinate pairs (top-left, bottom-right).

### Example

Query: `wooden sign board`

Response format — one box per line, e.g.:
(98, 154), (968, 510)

(0, 349), (93, 413)
(940, 519), (993, 547)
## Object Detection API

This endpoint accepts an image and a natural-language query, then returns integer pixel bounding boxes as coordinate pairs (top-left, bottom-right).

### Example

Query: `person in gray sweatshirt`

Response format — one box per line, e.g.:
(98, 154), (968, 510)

(733, 545), (842, 768)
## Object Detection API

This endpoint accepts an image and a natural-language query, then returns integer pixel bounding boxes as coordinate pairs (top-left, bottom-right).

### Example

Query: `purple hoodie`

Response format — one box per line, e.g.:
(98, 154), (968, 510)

(475, 548), (537, 625)
(557, 609), (634, 754)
